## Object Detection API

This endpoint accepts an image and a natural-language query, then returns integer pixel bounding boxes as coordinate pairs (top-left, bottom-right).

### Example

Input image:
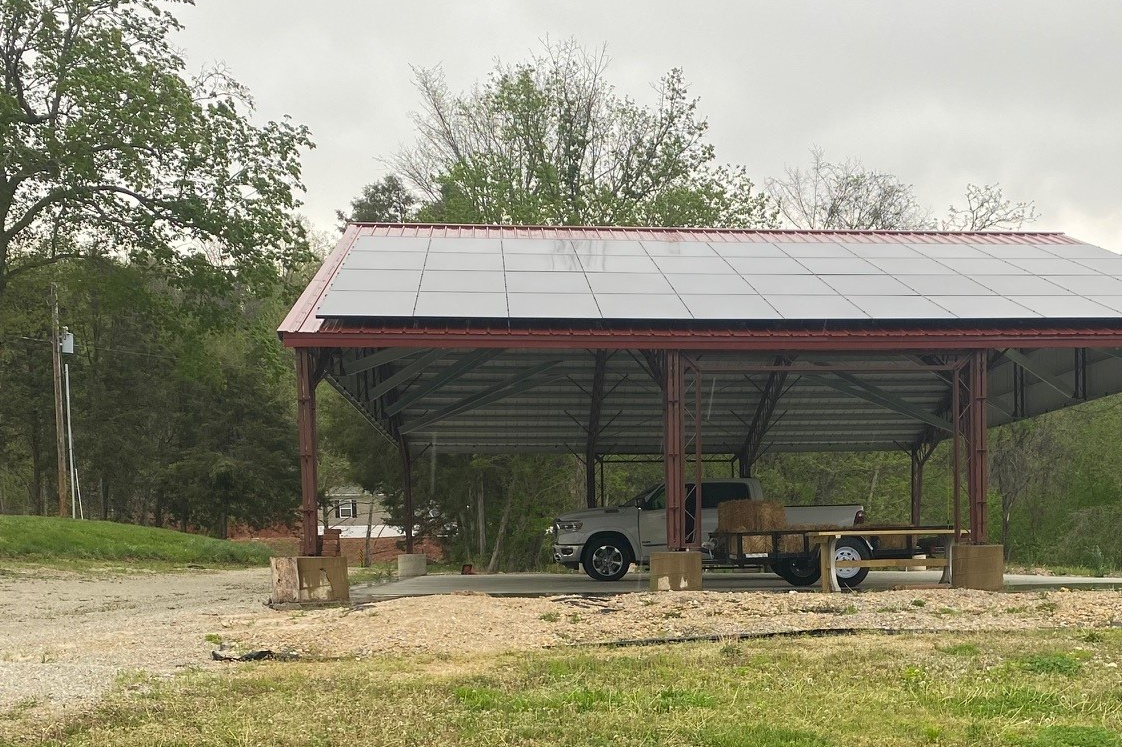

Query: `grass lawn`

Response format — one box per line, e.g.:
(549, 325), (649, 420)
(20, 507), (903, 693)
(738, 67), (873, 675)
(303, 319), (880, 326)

(9, 629), (1122, 746)
(0, 515), (272, 569)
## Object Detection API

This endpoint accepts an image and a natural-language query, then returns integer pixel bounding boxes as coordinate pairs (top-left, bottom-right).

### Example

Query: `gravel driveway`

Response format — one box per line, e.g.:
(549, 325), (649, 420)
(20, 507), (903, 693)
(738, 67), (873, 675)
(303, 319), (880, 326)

(0, 567), (274, 714)
(3, 565), (1121, 721)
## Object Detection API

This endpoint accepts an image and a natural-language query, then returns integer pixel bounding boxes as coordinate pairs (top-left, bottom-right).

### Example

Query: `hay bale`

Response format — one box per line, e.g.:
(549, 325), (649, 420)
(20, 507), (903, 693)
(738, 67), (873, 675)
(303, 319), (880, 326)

(868, 522), (911, 550)
(717, 500), (787, 533)
(780, 523), (845, 553)
(723, 521), (846, 555)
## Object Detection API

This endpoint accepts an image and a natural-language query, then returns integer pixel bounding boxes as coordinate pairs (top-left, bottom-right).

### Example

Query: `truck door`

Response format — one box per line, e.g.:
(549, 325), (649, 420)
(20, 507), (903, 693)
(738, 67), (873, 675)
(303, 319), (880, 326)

(637, 486), (668, 560)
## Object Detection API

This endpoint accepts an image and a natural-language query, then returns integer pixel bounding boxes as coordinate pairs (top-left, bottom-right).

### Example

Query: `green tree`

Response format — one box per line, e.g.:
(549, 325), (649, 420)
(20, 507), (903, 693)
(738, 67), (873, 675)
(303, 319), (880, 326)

(0, 0), (313, 299)
(393, 39), (774, 228)
(336, 175), (418, 226)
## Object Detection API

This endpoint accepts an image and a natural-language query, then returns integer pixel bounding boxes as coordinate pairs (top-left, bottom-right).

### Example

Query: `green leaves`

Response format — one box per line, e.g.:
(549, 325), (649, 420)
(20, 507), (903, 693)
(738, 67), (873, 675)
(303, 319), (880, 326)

(394, 39), (775, 230)
(0, 0), (313, 299)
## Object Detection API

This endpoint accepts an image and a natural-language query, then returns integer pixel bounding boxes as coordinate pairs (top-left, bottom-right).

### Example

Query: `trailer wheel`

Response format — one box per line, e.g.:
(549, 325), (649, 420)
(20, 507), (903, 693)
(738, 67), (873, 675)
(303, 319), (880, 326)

(776, 557), (821, 587)
(834, 538), (870, 588)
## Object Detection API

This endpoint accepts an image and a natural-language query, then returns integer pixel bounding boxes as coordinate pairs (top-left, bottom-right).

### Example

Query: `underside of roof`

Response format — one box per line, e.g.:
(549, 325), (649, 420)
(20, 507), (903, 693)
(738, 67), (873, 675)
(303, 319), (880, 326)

(318, 345), (1122, 454)
(281, 224), (1122, 456)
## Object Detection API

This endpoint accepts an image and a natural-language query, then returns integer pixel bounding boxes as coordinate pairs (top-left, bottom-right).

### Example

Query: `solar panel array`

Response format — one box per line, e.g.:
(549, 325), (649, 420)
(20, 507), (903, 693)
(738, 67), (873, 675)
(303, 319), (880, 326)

(315, 235), (1122, 321)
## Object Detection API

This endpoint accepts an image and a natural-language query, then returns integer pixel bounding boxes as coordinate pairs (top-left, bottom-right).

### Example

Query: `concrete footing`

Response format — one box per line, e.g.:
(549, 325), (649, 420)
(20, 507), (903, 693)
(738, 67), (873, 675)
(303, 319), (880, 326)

(270, 556), (350, 605)
(397, 553), (428, 579)
(649, 551), (703, 591)
(952, 544), (1005, 591)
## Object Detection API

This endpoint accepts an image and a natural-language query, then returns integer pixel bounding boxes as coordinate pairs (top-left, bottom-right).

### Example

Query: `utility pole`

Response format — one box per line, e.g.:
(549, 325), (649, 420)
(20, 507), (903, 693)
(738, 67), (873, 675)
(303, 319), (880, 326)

(50, 285), (68, 517)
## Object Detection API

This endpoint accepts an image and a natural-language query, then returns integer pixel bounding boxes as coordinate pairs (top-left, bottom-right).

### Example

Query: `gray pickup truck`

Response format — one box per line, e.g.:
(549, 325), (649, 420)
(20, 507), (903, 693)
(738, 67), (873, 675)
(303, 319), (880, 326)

(552, 478), (866, 585)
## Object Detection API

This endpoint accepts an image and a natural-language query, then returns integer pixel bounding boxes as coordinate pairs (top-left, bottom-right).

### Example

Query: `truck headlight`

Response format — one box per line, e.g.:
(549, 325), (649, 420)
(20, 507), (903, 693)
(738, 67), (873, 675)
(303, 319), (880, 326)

(555, 521), (583, 533)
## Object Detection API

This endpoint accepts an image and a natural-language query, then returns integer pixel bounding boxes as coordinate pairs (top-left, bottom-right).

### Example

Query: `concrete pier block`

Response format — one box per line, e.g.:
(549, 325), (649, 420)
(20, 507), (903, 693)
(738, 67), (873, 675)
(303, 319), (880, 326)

(952, 544), (1005, 591)
(270, 556), (350, 605)
(649, 551), (703, 591)
(397, 553), (428, 579)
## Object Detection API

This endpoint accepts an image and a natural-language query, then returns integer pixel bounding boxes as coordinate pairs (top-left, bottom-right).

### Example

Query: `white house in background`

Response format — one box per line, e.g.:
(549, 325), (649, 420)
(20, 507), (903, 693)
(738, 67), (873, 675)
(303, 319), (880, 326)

(320, 486), (406, 540)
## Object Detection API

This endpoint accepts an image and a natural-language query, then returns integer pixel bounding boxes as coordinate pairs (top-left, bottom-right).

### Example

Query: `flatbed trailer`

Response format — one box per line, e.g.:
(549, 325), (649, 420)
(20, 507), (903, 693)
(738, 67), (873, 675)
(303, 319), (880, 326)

(710, 525), (957, 590)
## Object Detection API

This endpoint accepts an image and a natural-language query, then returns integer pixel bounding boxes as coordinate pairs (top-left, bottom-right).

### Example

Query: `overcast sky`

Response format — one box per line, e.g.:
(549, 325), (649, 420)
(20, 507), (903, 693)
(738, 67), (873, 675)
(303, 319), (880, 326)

(175, 1), (1122, 250)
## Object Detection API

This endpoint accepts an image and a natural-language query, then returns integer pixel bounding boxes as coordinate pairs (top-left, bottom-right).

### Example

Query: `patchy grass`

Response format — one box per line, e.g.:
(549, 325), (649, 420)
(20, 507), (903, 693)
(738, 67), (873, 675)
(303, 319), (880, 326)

(7, 630), (1122, 746)
(0, 515), (272, 568)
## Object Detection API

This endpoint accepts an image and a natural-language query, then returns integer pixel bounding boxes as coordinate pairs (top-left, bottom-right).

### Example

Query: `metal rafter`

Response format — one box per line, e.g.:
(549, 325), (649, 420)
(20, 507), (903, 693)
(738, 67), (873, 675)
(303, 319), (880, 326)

(401, 361), (567, 434)
(384, 349), (504, 417)
(803, 372), (953, 433)
(341, 347), (415, 376)
(736, 356), (790, 476)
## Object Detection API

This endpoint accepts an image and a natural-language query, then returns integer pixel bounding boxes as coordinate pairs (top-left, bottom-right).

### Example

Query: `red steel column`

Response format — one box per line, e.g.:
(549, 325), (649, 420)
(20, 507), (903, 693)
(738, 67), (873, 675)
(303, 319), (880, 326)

(664, 350), (685, 551)
(969, 349), (990, 543)
(951, 363), (962, 541)
(296, 348), (321, 557)
(689, 361), (703, 549)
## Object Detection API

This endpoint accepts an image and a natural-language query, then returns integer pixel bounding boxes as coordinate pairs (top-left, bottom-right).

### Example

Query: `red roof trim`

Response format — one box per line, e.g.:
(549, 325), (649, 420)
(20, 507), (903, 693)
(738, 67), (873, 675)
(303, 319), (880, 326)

(347, 222), (1075, 244)
(281, 322), (1122, 351)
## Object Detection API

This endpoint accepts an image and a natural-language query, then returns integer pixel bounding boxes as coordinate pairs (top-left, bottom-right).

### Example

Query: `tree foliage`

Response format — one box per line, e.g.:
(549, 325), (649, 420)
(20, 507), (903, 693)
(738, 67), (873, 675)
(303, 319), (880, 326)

(335, 175), (417, 227)
(394, 40), (774, 228)
(0, 0), (314, 298)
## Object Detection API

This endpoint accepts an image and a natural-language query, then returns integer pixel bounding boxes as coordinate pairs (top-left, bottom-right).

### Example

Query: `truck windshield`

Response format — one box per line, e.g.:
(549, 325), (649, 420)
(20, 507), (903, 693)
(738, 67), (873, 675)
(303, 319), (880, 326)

(618, 484), (660, 508)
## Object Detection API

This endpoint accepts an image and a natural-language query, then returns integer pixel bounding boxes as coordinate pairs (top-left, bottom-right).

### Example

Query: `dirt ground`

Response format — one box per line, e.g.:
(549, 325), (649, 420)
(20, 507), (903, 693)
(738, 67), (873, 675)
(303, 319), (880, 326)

(1, 566), (1120, 717)
(0, 566), (274, 715)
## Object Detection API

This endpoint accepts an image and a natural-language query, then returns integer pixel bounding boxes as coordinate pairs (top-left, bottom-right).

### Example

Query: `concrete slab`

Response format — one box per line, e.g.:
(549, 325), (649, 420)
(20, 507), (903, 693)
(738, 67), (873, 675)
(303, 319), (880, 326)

(353, 569), (1122, 602)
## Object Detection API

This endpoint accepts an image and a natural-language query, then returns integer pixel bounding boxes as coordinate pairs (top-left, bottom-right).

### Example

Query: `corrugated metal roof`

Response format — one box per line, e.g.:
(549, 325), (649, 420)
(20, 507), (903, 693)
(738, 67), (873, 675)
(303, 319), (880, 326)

(280, 223), (1120, 337)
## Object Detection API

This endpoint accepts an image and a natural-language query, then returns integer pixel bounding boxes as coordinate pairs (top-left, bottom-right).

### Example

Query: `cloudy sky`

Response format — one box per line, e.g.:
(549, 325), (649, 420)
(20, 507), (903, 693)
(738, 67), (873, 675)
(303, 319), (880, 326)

(175, 1), (1122, 250)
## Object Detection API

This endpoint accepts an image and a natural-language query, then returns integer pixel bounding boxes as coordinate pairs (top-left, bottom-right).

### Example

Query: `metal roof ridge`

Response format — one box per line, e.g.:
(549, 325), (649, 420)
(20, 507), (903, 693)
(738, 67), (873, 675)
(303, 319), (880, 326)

(345, 222), (1067, 238)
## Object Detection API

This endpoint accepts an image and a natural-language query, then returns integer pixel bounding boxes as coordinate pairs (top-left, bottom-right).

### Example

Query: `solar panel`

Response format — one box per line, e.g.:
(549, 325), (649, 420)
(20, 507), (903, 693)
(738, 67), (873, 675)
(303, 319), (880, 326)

(820, 274), (915, 295)
(746, 275), (836, 295)
(1007, 296), (1118, 317)
(652, 255), (733, 274)
(586, 273), (674, 294)
(505, 271), (590, 293)
(764, 294), (868, 319)
(424, 253), (504, 271)
(594, 293), (690, 318)
(318, 289), (417, 317)
(777, 241), (855, 258)
(508, 293), (601, 318)
(665, 274), (756, 294)
(724, 257), (811, 274)
(420, 270), (506, 293)
(680, 294), (781, 319)
(315, 230), (1122, 322)
(414, 291), (507, 316)
(848, 296), (953, 319)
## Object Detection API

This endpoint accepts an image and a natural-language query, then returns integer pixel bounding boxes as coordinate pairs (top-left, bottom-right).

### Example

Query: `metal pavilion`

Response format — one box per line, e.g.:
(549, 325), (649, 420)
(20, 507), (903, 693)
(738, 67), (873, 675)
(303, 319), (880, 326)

(279, 224), (1122, 557)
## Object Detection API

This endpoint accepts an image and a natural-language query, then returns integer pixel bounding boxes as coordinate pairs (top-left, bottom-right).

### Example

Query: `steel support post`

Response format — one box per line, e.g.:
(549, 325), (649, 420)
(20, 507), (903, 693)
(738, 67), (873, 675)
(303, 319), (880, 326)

(664, 350), (685, 551)
(951, 362), (962, 541)
(910, 447), (923, 527)
(296, 348), (321, 557)
(687, 360), (703, 550)
(909, 442), (936, 526)
(399, 440), (415, 554)
(584, 352), (608, 508)
(968, 350), (989, 543)
(598, 456), (605, 507)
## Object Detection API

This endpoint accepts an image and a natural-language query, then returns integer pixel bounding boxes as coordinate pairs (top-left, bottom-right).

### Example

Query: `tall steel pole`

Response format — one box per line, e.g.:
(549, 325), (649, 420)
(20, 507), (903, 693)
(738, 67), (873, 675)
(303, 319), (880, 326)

(50, 285), (68, 517)
(64, 362), (77, 519)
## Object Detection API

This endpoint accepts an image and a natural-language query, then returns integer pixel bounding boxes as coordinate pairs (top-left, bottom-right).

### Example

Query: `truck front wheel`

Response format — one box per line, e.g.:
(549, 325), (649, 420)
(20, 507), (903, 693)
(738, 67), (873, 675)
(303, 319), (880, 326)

(581, 535), (633, 582)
